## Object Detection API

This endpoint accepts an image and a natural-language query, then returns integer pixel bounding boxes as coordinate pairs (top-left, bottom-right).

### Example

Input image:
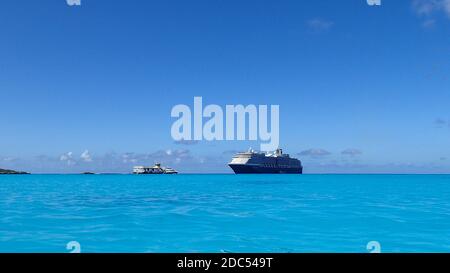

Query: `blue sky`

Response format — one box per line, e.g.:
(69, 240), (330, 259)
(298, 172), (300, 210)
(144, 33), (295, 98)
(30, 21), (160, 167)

(1, 0), (450, 173)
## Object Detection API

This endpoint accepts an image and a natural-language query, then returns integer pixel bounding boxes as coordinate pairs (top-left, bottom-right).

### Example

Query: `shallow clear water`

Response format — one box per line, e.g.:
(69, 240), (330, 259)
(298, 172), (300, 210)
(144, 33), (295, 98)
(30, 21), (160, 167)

(1, 174), (450, 253)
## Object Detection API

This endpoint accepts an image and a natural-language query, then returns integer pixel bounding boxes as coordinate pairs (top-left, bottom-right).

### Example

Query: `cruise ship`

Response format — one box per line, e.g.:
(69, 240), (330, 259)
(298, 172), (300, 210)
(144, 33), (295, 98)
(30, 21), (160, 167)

(133, 163), (178, 174)
(228, 148), (303, 174)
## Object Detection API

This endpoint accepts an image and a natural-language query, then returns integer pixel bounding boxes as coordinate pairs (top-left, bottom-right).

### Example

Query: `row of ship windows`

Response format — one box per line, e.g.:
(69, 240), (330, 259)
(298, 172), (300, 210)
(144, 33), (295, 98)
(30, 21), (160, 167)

(263, 164), (296, 168)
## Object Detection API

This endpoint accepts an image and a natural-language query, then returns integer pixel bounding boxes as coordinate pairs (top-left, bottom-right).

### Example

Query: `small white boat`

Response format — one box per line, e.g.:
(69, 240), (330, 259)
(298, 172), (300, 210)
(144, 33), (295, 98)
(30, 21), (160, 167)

(163, 168), (178, 174)
(133, 163), (178, 174)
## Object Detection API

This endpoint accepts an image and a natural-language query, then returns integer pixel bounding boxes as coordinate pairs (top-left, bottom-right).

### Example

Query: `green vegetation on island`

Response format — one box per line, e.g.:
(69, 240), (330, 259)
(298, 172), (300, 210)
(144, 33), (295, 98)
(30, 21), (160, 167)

(0, 168), (30, 175)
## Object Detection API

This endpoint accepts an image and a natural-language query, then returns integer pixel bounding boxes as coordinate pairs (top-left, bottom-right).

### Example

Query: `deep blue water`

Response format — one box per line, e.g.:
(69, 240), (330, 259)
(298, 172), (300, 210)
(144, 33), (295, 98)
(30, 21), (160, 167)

(1, 174), (450, 253)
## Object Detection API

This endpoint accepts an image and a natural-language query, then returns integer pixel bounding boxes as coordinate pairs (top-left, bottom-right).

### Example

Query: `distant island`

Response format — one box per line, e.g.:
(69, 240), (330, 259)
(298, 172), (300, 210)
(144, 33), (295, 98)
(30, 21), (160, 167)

(0, 168), (30, 175)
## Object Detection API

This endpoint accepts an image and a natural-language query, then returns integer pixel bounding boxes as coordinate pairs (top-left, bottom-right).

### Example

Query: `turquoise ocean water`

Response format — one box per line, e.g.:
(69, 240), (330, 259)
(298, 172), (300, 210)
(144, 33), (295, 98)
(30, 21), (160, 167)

(1, 174), (450, 253)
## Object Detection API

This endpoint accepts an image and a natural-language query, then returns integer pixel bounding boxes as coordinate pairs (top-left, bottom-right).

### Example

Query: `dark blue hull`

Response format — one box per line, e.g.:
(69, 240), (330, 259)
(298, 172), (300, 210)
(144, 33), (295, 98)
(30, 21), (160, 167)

(229, 164), (303, 174)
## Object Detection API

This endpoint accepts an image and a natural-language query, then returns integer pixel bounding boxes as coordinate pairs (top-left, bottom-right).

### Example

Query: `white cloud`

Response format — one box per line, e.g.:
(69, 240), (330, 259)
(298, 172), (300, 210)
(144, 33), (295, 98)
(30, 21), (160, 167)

(435, 118), (449, 128)
(114, 149), (193, 167)
(413, 0), (439, 16)
(306, 18), (334, 32)
(80, 150), (93, 162)
(299, 149), (331, 157)
(60, 152), (75, 166)
(4, 148), (450, 174)
(1, 157), (17, 162)
(444, 0), (450, 16)
(1, 149), (229, 174)
(60, 152), (72, 161)
(174, 140), (199, 146)
(412, 0), (450, 18)
(341, 149), (363, 156)
(422, 18), (437, 27)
